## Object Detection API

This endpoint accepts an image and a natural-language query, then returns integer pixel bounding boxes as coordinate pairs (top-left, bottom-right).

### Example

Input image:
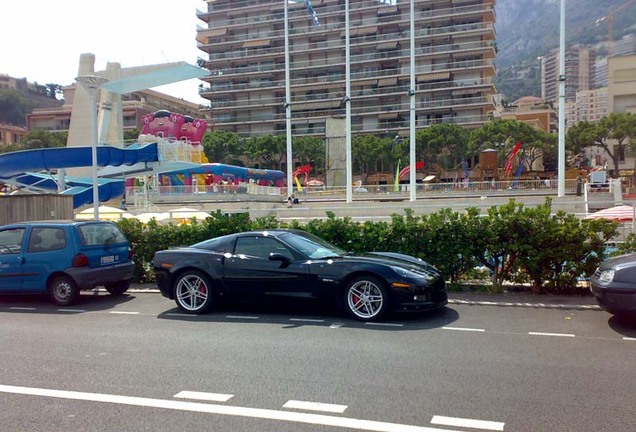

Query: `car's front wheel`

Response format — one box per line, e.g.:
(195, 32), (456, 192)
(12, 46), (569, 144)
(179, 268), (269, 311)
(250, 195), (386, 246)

(105, 280), (130, 296)
(173, 270), (214, 314)
(49, 275), (79, 307)
(343, 275), (389, 322)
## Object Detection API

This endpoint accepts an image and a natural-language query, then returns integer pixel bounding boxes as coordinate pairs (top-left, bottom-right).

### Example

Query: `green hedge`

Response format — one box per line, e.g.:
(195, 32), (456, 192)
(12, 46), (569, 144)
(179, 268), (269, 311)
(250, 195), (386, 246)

(116, 200), (621, 295)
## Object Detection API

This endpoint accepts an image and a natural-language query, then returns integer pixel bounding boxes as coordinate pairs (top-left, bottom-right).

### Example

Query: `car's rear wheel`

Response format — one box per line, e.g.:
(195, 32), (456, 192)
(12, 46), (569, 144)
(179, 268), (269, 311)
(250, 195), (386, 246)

(105, 280), (130, 296)
(174, 270), (214, 314)
(343, 275), (389, 322)
(49, 275), (79, 306)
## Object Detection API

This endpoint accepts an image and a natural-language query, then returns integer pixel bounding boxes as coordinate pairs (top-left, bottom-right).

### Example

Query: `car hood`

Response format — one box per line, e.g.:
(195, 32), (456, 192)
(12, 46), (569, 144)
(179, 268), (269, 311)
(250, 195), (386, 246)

(333, 251), (442, 277)
(599, 252), (636, 271)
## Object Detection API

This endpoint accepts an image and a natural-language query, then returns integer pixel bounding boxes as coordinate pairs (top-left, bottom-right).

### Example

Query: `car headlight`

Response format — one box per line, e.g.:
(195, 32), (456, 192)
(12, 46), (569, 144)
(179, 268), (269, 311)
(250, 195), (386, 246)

(599, 269), (615, 283)
(391, 266), (422, 279)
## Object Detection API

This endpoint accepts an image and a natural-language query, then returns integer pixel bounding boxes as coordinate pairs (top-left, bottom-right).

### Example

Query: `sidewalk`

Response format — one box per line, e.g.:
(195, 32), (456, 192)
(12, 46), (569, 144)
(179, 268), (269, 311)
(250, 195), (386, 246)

(128, 284), (601, 311)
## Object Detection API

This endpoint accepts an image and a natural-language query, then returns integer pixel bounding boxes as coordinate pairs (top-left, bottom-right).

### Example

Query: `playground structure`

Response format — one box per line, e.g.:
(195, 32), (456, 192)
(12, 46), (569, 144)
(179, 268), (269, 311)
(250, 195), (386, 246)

(0, 54), (285, 210)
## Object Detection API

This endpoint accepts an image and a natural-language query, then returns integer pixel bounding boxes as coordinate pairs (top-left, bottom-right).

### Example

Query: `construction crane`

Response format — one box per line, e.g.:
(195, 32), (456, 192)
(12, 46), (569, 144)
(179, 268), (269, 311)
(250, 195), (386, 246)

(596, 0), (636, 56)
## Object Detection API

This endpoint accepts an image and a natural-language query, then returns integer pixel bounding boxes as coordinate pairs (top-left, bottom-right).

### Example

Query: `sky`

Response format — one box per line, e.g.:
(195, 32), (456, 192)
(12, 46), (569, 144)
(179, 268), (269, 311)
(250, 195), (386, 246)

(2, 0), (208, 104)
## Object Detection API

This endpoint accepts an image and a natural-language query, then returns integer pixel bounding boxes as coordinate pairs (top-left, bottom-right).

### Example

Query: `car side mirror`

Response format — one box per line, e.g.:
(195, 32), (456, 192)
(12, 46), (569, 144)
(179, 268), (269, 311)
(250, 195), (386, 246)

(269, 252), (291, 267)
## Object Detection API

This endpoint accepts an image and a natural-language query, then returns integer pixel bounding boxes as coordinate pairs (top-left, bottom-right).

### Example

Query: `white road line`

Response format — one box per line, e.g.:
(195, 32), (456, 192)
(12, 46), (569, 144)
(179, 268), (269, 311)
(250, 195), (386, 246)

(57, 309), (86, 313)
(365, 322), (404, 327)
(623, 337), (636, 341)
(283, 400), (347, 414)
(9, 307), (36, 311)
(109, 311), (140, 315)
(442, 326), (485, 333)
(330, 322), (345, 328)
(0, 384), (463, 432)
(174, 390), (233, 402)
(528, 332), (575, 338)
(431, 415), (504, 431)
(289, 318), (325, 323)
(225, 315), (259, 320)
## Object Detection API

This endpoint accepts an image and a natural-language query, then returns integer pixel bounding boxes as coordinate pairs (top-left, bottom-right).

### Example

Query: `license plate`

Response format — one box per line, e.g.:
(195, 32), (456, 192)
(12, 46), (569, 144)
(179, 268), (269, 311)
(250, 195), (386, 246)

(100, 255), (115, 265)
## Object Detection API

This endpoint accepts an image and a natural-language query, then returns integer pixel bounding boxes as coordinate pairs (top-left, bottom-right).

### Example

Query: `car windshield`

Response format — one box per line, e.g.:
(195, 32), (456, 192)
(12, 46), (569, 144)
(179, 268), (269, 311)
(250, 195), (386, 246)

(280, 231), (347, 259)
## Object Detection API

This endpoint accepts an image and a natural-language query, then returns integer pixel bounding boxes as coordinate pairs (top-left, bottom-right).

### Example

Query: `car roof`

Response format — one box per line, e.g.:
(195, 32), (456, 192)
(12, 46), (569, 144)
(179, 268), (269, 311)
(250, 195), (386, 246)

(0, 220), (116, 229)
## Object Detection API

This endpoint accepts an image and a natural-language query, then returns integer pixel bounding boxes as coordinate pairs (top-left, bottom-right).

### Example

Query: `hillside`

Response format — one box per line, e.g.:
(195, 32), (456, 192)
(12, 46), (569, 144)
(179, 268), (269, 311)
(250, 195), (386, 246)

(494, 0), (636, 101)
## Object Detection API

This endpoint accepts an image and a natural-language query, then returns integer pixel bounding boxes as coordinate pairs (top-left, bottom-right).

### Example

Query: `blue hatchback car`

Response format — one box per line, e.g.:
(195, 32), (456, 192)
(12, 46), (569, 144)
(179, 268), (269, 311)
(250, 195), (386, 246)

(0, 220), (135, 306)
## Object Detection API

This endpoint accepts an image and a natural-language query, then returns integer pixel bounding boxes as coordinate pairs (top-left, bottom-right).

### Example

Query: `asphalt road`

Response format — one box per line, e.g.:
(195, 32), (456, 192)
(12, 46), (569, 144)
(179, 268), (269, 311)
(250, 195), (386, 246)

(0, 291), (634, 432)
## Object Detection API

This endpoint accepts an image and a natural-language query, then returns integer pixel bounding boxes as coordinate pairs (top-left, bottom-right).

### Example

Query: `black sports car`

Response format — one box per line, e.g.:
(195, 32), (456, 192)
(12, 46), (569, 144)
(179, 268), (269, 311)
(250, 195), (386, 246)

(153, 229), (447, 321)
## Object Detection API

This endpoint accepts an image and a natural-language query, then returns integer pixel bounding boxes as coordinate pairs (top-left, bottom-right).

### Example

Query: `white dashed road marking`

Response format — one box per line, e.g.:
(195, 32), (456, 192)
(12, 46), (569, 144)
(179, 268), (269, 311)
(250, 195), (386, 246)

(442, 326), (485, 333)
(109, 311), (140, 315)
(0, 384), (464, 432)
(623, 337), (636, 341)
(283, 399), (348, 414)
(174, 390), (234, 402)
(289, 318), (325, 323)
(365, 322), (404, 327)
(431, 415), (505, 431)
(528, 332), (575, 338)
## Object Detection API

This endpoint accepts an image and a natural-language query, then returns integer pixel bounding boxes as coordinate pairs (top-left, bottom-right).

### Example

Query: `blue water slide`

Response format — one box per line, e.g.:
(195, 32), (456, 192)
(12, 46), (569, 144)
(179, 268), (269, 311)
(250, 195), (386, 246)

(0, 144), (159, 208)
(163, 163), (285, 182)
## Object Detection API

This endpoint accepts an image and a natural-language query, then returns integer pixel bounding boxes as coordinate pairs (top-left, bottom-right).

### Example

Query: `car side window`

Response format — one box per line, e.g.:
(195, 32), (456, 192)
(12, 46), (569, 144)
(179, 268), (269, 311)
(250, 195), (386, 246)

(0, 228), (25, 254)
(28, 228), (67, 253)
(234, 236), (294, 260)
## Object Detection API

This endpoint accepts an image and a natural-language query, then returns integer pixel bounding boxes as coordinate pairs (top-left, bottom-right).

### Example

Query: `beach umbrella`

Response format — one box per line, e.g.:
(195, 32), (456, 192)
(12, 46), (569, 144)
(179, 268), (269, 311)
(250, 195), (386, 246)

(76, 206), (132, 221)
(585, 205), (635, 223)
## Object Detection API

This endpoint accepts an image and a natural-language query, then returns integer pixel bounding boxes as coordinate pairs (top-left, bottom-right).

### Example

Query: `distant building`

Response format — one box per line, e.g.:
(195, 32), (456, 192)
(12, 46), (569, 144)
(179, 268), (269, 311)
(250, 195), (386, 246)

(565, 87), (609, 128)
(196, 0), (497, 137)
(608, 54), (636, 114)
(540, 47), (594, 105)
(0, 123), (27, 146)
(495, 96), (556, 134)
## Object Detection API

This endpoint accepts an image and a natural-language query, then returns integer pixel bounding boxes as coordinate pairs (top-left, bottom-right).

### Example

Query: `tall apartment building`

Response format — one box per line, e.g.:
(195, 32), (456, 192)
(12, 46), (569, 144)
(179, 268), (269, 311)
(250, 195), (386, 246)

(195, 0), (497, 137)
(564, 87), (609, 128)
(540, 46), (594, 105)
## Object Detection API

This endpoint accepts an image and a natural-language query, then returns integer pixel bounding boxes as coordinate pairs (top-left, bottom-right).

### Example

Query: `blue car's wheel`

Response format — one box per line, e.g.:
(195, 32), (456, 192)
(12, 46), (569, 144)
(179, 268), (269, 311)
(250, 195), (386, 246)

(173, 270), (214, 314)
(49, 275), (79, 307)
(344, 275), (389, 321)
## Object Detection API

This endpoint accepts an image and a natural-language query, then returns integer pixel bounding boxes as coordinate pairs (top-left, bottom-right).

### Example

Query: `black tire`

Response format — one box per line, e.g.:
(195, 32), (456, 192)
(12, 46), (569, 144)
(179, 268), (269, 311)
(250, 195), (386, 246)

(343, 275), (390, 322)
(173, 270), (214, 314)
(105, 280), (131, 296)
(49, 275), (80, 307)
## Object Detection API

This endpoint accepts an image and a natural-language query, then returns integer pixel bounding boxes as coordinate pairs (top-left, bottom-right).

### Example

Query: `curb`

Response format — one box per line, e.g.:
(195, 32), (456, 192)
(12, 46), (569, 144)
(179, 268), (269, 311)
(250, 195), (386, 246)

(126, 287), (601, 311)
(448, 299), (602, 311)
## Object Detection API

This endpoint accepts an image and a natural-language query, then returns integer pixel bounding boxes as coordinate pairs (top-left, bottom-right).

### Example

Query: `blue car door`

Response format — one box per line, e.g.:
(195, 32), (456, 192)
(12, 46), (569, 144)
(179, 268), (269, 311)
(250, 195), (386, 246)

(21, 226), (70, 292)
(0, 227), (26, 291)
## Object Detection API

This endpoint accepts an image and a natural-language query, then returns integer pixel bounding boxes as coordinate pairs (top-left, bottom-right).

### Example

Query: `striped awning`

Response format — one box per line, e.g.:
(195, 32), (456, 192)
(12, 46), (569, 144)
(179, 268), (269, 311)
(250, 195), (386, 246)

(377, 41), (398, 50)
(417, 72), (451, 82)
(377, 77), (397, 87)
(196, 28), (227, 43)
(242, 39), (271, 49)
(293, 100), (341, 111)
(378, 112), (399, 120)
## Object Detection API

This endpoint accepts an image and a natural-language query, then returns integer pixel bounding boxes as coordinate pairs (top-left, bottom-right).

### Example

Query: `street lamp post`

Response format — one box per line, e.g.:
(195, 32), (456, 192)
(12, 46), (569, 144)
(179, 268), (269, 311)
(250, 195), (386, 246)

(557, 0), (566, 197)
(284, 1), (293, 197)
(75, 75), (108, 220)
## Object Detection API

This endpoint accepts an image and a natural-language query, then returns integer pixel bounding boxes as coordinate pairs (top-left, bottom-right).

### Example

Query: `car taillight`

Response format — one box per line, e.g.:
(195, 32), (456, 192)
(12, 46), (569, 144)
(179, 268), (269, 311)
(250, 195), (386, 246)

(72, 253), (89, 267)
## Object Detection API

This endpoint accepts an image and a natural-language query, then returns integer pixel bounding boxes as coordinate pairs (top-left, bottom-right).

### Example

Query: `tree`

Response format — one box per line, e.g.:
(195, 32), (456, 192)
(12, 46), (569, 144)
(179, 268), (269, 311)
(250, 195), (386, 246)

(352, 135), (389, 183)
(0, 130), (67, 154)
(470, 119), (549, 171)
(415, 123), (470, 170)
(566, 113), (636, 176)
(293, 136), (324, 175)
(244, 135), (286, 169)
(201, 131), (242, 164)
(0, 89), (35, 126)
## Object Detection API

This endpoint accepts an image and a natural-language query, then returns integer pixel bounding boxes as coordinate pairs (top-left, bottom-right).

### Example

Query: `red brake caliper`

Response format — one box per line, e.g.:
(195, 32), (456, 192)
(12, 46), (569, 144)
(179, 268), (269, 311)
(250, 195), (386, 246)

(199, 282), (206, 295)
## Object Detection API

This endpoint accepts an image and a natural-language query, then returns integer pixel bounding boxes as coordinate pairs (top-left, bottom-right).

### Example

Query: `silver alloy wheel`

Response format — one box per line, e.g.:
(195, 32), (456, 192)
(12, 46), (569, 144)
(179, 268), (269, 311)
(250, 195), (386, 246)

(175, 273), (210, 312)
(346, 279), (384, 319)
